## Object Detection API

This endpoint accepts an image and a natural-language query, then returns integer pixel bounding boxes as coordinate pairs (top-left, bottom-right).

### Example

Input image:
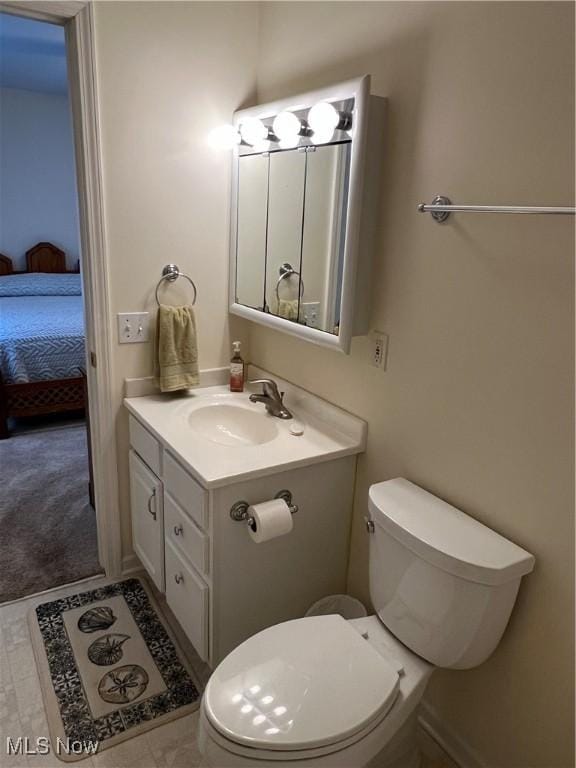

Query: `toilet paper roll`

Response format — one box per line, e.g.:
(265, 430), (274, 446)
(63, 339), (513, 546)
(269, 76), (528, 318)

(247, 498), (293, 543)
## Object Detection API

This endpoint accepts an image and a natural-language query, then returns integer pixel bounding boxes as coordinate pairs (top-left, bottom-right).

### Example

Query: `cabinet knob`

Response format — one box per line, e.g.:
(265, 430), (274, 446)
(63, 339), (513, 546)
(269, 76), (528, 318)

(174, 524), (183, 537)
(174, 573), (183, 585)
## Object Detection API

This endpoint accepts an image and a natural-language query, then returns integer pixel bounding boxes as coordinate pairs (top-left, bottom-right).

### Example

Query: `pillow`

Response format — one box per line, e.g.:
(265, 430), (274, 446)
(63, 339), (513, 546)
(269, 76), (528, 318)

(0, 273), (82, 297)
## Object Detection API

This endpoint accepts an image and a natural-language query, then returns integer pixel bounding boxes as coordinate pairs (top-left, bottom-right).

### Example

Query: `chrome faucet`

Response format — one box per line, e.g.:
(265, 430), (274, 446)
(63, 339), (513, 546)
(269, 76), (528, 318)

(249, 379), (293, 420)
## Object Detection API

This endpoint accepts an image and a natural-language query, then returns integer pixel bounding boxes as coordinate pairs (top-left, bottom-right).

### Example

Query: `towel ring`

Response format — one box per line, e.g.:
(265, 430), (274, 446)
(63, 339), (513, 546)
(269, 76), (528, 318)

(275, 262), (305, 304)
(155, 264), (197, 306)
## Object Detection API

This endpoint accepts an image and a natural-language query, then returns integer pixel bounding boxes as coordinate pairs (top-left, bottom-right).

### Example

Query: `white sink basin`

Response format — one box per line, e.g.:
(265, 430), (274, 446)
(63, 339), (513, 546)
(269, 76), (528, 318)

(187, 404), (279, 447)
(125, 373), (366, 487)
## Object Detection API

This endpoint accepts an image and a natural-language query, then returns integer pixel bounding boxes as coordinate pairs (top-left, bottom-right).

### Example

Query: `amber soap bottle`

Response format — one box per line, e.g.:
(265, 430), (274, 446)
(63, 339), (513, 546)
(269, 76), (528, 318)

(229, 341), (244, 392)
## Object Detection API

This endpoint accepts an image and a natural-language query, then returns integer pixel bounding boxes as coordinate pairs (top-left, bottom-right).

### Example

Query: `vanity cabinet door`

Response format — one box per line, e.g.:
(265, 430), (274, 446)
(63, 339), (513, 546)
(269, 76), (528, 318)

(129, 450), (165, 592)
(165, 540), (209, 661)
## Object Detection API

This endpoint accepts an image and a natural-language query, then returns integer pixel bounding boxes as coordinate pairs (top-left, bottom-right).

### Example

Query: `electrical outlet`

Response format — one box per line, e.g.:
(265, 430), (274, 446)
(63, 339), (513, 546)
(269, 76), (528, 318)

(371, 331), (388, 369)
(301, 301), (321, 328)
(117, 312), (150, 344)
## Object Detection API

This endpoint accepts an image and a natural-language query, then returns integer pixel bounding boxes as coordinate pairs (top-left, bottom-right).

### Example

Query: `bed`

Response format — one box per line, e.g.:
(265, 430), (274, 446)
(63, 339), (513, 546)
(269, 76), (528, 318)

(0, 244), (86, 439)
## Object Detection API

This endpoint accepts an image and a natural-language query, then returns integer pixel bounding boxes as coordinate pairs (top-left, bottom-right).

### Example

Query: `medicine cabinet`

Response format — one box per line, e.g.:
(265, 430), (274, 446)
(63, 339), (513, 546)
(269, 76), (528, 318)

(228, 76), (385, 353)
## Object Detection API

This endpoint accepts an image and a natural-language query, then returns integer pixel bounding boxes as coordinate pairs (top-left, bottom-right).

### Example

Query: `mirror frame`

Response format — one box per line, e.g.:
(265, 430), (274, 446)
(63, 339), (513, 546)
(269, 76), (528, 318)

(229, 75), (372, 354)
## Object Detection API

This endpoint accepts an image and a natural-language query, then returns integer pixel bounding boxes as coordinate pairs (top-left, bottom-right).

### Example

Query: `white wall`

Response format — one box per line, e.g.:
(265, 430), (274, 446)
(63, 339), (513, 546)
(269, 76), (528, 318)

(246, 2), (575, 767)
(0, 87), (80, 269)
(92, 0), (258, 554)
(91, 4), (573, 766)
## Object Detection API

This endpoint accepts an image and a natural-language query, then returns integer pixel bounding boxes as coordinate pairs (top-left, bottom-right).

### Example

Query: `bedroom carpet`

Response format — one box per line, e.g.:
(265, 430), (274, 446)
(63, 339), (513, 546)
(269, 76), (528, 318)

(0, 424), (102, 604)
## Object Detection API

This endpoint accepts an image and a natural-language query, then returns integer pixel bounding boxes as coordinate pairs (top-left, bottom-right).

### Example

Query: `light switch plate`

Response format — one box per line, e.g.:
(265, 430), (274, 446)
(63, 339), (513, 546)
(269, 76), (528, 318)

(117, 312), (150, 344)
(301, 301), (321, 328)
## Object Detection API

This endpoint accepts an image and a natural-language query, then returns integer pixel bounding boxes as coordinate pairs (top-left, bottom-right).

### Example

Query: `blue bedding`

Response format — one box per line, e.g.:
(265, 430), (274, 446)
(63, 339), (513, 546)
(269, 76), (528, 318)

(0, 274), (85, 384)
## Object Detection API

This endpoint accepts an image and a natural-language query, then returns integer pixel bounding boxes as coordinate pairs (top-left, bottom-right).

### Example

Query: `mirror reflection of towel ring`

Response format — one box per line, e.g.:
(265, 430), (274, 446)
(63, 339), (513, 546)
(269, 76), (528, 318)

(275, 263), (305, 304)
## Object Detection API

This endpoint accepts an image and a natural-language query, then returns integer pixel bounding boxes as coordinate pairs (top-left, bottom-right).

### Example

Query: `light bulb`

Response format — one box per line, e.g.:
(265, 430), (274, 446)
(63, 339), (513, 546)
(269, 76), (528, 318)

(308, 101), (352, 144)
(278, 137), (300, 150)
(310, 128), (334, 145)
(207, 124), (240, 150)
(239, 117), (268, 146)
(273, 111), (302, 143)
(308, 102), (339, 142)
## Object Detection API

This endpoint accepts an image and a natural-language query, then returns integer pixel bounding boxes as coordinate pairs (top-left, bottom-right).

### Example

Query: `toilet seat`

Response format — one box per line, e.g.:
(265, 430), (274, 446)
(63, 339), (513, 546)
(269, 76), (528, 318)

(204, 615), (400, 754)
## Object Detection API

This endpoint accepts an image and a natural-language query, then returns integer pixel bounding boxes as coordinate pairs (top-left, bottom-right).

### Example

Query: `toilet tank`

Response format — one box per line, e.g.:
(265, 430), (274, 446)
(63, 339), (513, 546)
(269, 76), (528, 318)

(368, 479), (535, 669)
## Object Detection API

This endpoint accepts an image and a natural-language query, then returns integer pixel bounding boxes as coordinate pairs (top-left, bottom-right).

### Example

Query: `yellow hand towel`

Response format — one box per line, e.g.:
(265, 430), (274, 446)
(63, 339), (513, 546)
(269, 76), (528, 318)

(156, 304), (199, 392)
(277, 298), (300, 321)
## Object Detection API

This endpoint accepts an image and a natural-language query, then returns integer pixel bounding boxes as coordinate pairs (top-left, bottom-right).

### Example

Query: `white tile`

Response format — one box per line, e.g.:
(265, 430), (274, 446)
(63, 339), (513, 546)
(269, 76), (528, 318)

(14, 674), (45, 720)
(0, 641), (12, 688)
(0, 709), (29, 768)
(146, 712), (203, 768)
(93, 732), (157, 768)
(7, 643), (36, 683)
(2, 616), (31, 652)
(0, 682), (19, 721)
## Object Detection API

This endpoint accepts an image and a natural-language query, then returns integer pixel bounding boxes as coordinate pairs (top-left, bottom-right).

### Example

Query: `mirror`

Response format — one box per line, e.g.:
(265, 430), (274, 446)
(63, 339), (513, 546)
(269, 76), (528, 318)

(229, 76), (384, 353)
(300, 143), (350, 333)
(235, 154), (268, 310)
(266, 149), (306, 319)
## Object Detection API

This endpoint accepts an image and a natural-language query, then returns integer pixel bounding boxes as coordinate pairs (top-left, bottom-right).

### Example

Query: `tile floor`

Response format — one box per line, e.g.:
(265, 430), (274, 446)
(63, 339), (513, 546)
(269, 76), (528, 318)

(0, 575), (454, 768)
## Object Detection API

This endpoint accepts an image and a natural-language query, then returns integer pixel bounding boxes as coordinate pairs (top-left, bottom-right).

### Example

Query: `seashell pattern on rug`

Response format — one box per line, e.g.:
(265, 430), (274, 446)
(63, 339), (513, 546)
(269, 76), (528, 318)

(98, 664), (149, 704)
(88, 633), (130, 666)
(77, 606), (117, 633)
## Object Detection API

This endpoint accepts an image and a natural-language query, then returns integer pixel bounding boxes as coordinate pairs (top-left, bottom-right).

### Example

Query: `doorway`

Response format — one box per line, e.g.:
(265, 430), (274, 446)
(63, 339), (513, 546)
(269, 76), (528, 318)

(0, 11), (101, 601)
(0, 0), (121, 598)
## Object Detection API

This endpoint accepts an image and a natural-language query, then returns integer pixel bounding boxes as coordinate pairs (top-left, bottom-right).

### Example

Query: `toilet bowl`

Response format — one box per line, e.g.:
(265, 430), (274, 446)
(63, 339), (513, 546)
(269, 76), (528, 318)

(198, 615), (432, 768)
(198, 479), (535, 767)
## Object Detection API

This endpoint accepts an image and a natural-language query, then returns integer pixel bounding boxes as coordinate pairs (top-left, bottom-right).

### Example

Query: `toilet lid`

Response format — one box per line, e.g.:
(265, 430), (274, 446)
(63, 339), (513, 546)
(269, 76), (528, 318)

(204, 615), (400, 752)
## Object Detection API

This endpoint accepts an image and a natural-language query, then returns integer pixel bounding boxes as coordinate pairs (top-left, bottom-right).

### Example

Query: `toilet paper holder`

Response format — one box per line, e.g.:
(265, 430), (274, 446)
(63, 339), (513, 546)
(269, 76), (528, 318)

(230, 490), (298, 525)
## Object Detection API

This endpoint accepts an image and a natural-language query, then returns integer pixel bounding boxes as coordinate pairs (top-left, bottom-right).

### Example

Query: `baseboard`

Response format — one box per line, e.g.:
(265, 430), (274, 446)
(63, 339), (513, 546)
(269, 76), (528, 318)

(121, 553), (144, 576)
(419, 700), (486, 768)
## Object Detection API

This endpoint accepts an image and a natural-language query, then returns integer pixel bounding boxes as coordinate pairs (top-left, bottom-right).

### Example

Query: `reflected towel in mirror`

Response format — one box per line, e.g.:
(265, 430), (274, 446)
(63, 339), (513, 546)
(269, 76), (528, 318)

(277, 299), (300, 321)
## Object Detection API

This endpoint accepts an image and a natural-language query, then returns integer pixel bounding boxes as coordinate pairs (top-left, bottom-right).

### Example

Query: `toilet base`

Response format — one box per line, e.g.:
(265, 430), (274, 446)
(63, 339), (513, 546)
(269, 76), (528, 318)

(198, 706), (423, 768)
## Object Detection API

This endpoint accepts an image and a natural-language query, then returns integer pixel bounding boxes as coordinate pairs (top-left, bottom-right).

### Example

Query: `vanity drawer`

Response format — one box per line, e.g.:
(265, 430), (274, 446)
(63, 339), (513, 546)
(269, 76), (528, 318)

(165, 539), (209, 661)
(163, 451), (208, 530)
(165, 492), (209, 577)
(129, 416), (162, 476)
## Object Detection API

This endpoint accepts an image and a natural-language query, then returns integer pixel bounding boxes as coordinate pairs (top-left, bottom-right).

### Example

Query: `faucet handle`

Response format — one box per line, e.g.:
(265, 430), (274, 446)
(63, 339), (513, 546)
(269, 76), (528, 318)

(248, 378), (281, 398)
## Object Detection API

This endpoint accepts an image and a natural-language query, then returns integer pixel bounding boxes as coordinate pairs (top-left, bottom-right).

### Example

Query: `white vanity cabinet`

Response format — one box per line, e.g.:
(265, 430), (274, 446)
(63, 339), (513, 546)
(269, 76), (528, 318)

(128, 450), (164, 592)
(127, 411), (359, 668)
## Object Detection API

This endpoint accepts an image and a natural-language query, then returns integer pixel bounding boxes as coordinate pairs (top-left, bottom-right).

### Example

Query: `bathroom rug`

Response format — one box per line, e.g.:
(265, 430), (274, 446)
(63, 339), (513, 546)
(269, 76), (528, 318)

(28, 577), (200, 761)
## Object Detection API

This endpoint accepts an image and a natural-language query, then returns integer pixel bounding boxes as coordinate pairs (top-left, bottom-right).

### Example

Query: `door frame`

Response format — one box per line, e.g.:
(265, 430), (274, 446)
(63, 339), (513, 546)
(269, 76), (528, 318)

(0, 1), (122, 577)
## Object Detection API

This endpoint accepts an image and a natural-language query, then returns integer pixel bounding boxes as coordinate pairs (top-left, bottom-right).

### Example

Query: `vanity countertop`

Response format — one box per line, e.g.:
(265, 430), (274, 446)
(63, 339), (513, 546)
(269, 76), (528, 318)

(124, 371), (366, 488)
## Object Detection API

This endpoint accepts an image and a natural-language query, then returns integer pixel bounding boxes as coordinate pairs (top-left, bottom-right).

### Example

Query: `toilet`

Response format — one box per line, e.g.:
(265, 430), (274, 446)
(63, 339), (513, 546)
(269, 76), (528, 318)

(198, 478), (535, 768)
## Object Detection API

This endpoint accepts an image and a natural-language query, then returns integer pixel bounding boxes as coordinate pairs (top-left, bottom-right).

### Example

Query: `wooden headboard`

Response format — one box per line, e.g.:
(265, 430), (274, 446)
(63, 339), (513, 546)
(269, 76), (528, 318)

(0, 243), (78, 276)
(26, 242), (67, 273)
(0, 254), (13, 276)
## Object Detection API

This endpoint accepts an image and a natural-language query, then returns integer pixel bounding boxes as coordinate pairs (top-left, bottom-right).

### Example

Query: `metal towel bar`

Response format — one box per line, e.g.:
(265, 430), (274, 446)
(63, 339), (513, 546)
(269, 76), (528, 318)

(418, 195), (576, 223)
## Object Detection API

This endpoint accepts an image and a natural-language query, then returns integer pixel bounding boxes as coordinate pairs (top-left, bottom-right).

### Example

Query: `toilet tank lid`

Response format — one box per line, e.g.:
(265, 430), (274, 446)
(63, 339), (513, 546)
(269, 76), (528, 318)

(368, 479), (535, 586)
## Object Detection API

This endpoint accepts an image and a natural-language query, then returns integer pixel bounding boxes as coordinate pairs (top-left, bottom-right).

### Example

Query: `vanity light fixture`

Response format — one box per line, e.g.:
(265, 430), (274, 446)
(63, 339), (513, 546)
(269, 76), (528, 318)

(308, 101), (352, 144)
(273, 111), (307, 143)
(207, 124), (241, 150)
(239, 116), (278, 148)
